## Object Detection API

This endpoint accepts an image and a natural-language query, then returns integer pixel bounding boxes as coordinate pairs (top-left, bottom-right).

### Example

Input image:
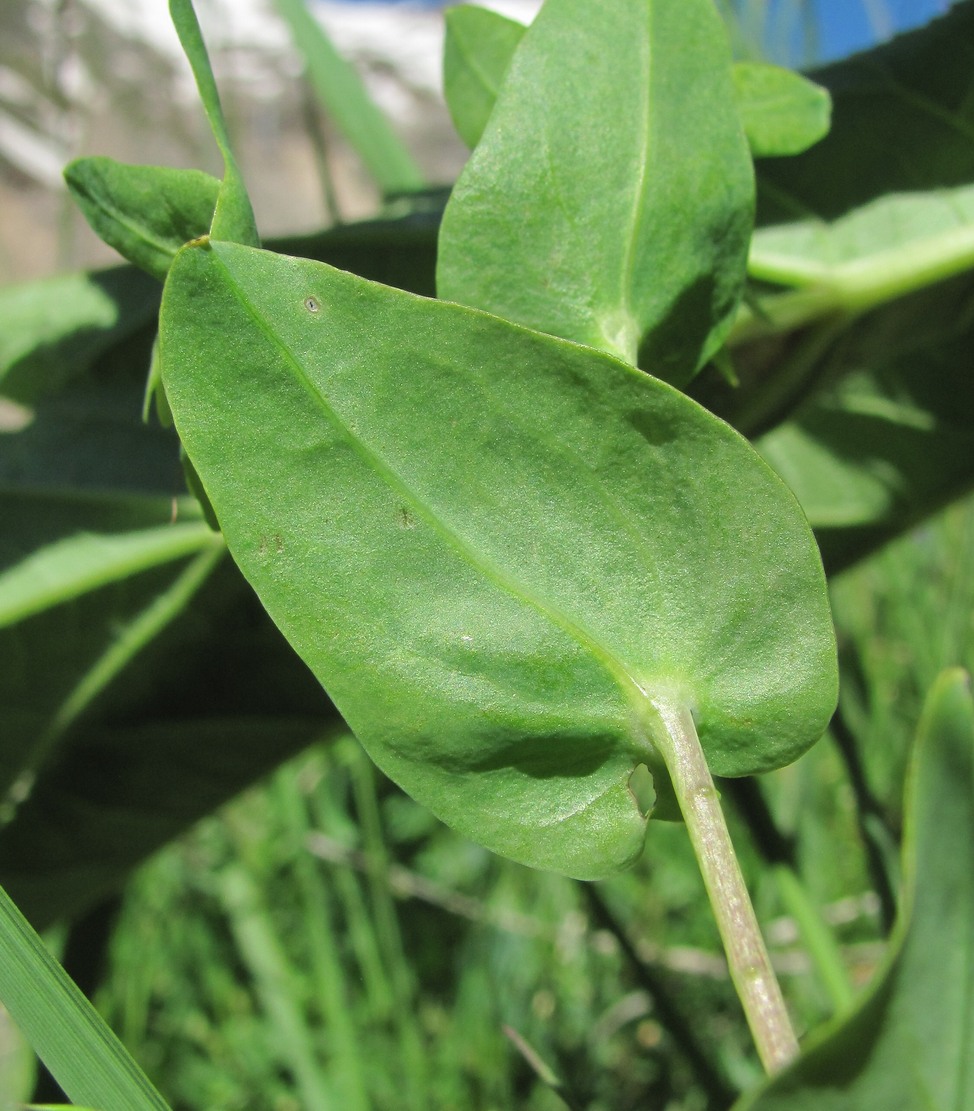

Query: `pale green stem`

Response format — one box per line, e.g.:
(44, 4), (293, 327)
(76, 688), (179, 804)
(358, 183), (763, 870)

(650, 697), (799, 1074)
(736, 220), (974, 344)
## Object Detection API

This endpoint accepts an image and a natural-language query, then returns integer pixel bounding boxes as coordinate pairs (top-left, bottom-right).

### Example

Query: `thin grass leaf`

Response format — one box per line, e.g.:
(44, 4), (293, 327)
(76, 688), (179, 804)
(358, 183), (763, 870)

(168, 0), (258, 246)
(274, 0), (425, 197)
(0, 883), (171, 1111)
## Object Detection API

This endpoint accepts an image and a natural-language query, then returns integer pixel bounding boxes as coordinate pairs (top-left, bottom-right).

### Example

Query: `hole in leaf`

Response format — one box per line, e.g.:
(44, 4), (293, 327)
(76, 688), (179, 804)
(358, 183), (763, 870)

(627, 763), (656, 818)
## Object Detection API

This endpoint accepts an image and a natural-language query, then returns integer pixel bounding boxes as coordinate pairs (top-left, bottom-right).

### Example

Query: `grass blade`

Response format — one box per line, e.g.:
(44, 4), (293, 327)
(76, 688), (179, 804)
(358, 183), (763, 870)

(0, 883), (171, 1111)
(273, 0), (425, 197)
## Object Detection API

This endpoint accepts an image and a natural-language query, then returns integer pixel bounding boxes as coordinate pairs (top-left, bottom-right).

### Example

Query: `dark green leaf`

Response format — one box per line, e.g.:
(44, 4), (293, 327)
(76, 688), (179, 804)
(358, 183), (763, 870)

(436, 0), (754, 386)
(65, 157), (220, 281)
(736, 669), (974, 1110)
(442, 4), (525, 149)
(0, 268), (158, 406)
(757, 3), (974, 224)
(732, 63), (831, 158)
(159, 240), (836, 879)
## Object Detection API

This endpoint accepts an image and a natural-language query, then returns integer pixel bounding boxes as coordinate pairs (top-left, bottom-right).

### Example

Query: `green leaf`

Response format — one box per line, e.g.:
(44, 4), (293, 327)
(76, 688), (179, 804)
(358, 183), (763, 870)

(64, 158), (220, 281)
(436, 0), (754, 386)
(0, 518), (215, 629)
(730, 185), (974, 571)
(0, 268), (158, 406)
(168, 0), (258, 247)
(273, 0), (425, 197)
(442, 6), (830, 160)
(158, 240), (836, 879)
(0, 881), (171, 1111)
(757, 3), (974, 224)
(442, 4), (526, 149)
(731, 63), (831, 159)
(735, 669), (974, 1109)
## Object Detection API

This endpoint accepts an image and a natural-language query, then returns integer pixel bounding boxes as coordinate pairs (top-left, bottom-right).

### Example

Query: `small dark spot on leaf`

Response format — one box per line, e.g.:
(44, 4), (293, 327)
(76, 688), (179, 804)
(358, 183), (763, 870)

(304, 296), (321, 314)
(398, 506), (416, 529)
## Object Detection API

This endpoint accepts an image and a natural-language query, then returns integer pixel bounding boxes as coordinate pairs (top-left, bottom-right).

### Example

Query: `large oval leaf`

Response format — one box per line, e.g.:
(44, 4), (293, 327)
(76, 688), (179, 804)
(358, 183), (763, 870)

(436, 0), (754, 385)
(159, 240), (836, 878)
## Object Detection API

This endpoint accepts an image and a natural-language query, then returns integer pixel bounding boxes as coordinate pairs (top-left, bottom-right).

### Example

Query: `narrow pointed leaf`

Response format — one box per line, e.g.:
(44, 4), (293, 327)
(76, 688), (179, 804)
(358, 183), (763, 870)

(736, 669), (974, 1109)
(168, 0), (258, 247)
(274, 0), (424, 196)
(159, 240), (835, 879)
(436, 0), (754, 386)
(732, 64), (831, 158)
(65, 158), (220, 281)
(0, 882), (171, 1111)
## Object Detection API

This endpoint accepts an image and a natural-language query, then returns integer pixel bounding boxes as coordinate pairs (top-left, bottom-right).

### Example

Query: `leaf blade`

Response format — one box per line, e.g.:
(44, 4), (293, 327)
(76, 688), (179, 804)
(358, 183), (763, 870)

(436, 0), (754, 385)
(0, 881), (171, 1111)
(159, 240), (836, 878)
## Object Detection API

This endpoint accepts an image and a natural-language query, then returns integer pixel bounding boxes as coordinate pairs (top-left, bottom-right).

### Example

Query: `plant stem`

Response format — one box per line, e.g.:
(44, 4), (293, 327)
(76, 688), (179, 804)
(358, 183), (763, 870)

(650, 697), (799, 1074)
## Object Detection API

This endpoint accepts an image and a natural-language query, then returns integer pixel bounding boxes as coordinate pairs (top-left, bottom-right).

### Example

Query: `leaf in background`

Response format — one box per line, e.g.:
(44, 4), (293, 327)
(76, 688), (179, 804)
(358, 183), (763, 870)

(0, 880), (172, 1111)
(0, 265), (335, 928)
(442, 4), (525, 149)
(697, 3), (974, 571)
(273, 0), (425, 197)
(159, 240), (836, 879)
(64, 158), (220, 282)
(757, 306), (974, 576)
(0, 518), (215, 629)
(436, 0), (754, 386)
(168, 0), (258, 247)
(735, 669), (974, 1110)
(734, 186), (974, 571)
(0, 267), (158, 406)
(757, 3), (974, 224)
(732, 64), (831, 159)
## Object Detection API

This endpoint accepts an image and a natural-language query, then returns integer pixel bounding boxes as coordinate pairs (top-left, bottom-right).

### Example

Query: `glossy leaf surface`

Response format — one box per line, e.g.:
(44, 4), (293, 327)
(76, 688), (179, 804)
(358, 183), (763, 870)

(159, 240), (836, 878)
(737, 669), (974, 1109)
(437, 0), (754, 386)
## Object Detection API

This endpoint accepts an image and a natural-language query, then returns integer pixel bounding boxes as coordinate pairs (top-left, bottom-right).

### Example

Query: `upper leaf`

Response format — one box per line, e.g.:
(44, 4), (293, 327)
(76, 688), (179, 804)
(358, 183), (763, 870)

(65, 158), (220, 281)
(436, 0), (754, 386)
(736, 669), (974, 1110)
(159, 240), (836, 879)
(442, 6), (831, 160)
(443, 4), (526, 149)
(731, 63), (831, 159)
(169, 0), (258, 247)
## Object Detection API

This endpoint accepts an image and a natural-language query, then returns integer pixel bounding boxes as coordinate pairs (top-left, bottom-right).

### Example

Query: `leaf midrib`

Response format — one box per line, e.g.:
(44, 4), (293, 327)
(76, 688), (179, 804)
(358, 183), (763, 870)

(209, 247), (655, 729)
